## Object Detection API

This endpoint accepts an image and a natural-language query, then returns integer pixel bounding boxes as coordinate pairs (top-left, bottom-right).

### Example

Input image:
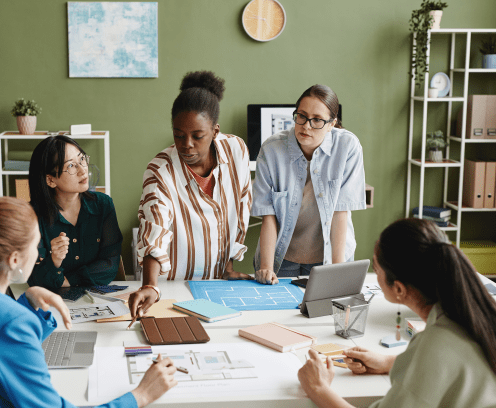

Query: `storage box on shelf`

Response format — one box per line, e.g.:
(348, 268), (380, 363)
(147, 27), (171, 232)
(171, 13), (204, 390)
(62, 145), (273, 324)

(458, 241), (496, 276)
(406, 29), (496, 251)
(0, 131), (111, 197)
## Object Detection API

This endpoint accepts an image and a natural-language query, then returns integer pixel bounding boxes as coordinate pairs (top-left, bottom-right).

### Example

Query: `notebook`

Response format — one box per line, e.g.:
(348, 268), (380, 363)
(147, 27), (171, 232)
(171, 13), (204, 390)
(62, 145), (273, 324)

(42, 331), (97, 368)
(239, 322), (316, 352)
(172, 299), (241, 323)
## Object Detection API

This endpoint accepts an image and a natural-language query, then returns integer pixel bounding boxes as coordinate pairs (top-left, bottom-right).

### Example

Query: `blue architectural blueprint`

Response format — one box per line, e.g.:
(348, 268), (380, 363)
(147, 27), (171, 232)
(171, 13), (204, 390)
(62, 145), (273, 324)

(188, 279), (303, 311)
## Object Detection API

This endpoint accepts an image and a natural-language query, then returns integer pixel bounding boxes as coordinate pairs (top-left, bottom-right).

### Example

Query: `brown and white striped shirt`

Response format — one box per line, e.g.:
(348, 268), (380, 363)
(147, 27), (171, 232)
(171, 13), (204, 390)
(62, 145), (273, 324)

(137, 133), (252, 280)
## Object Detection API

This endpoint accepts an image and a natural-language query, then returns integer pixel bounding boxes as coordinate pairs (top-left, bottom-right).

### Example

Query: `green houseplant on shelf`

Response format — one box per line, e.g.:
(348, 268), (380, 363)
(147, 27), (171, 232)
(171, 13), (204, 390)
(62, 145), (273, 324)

(480, 36), (496, 69)
(426, 130), (447, 162)
(11, 98), (42, 135)
(409, 1), (448, 87)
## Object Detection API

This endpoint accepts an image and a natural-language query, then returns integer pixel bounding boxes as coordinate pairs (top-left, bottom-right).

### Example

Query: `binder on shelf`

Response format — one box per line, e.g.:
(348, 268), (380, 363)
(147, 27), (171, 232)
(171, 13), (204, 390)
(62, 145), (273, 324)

(486, 96), (496, 139)
(484, 162), (496, 208)
(15, 179), (30, 202)
(465, 95), (486, 139)
(463, 159), (486, 209)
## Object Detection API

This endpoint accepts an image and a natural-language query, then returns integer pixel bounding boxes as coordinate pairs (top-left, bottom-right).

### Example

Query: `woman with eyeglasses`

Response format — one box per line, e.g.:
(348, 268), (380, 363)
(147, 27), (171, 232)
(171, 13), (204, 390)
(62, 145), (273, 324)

(0, 197), (177, 407)
(298, 218), (496, 408)
(251, 85), (366, 284)
(27, 135), (123, 291)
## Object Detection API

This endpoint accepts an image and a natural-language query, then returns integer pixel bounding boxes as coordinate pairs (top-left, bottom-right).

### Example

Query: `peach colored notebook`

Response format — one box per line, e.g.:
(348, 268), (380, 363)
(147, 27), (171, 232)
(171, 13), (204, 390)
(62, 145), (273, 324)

(239, 322), (316, 352)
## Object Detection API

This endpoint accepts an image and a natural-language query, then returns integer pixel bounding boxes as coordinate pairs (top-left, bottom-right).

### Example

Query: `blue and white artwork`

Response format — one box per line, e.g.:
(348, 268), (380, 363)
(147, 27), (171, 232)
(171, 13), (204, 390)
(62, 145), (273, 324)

(68, 2), (158, 78)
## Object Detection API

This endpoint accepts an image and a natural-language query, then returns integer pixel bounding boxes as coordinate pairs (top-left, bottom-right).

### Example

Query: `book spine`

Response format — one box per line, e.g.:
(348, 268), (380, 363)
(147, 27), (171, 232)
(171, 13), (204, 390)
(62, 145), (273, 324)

(413, 209), (450, 218)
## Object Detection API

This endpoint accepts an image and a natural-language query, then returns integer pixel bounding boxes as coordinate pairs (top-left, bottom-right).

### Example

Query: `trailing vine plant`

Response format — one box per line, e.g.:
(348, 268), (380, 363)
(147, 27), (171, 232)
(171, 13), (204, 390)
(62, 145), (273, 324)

(409, 1), (448, 87)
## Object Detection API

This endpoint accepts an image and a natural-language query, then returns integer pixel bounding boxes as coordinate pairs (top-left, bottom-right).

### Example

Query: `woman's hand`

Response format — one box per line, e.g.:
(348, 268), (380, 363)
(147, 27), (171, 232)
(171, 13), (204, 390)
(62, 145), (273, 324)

(50, 232), (70, 268)
(132, 354), (178, 407)
(298, 349), (335, 394)
(25, 286), (72, 330)
(255, 269), (279, 285)
(222, 259), (254, 280)
(343, 347), (396, 375)
(128, 288), (157, 319)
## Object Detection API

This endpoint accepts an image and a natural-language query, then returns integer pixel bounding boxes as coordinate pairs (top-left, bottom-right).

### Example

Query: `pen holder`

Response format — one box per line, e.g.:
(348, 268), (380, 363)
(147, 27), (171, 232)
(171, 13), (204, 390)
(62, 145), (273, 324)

(332, 296), (370, 339)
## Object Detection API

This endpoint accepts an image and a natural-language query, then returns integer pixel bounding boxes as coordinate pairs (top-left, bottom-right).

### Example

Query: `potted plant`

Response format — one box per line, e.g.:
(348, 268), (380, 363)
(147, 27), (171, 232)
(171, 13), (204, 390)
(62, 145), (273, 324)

(409, 1), (448, 87)
(426, 130), (447, 162)
(480, 36), (496, 69)
(10, 98), (42, 135)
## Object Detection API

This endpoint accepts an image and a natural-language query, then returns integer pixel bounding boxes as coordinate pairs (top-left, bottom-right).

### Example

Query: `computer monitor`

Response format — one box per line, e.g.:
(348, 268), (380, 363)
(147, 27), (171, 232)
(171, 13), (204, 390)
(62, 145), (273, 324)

(247, 103), (343, 161)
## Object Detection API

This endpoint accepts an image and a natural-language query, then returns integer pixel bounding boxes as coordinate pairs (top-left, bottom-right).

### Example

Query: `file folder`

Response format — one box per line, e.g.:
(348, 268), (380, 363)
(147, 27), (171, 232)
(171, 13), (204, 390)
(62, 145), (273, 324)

(486, 96), (496, 139)
(463, 160), (486, 208)
(484, 162), (496, 208)
(463, 95), (486, 139)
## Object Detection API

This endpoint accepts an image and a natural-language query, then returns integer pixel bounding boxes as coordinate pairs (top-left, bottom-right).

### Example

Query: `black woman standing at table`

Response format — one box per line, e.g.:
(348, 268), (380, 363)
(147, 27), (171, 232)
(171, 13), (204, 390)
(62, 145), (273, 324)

(298, 218), (496, 408)
(251, 84), (366, 284)
(129, 71), (252, 318)
(27, 135), (123, 291)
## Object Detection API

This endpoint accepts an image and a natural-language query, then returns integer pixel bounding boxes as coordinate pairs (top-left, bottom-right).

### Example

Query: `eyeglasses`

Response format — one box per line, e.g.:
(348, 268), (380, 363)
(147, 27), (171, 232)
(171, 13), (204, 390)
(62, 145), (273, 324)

(62, 155), (90, 175)
(293, 111), (333, 129)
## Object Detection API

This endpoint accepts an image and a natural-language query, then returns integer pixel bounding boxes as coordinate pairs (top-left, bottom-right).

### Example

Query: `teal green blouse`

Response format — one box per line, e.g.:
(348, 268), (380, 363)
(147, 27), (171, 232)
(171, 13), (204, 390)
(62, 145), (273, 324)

(28, 192), (123, 291)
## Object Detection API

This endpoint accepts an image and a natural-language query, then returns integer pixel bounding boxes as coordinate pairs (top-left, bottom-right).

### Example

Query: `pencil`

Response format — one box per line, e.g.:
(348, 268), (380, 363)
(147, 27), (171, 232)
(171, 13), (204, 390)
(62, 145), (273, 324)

(127, 315), (139, 330)
(151, 359), (189, 374)
(84, 290), (95, 303)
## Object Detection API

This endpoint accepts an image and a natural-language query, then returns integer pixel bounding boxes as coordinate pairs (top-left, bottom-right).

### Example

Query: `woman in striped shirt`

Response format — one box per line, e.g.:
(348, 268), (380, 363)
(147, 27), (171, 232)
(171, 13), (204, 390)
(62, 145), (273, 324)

(129, 71), (253, 317)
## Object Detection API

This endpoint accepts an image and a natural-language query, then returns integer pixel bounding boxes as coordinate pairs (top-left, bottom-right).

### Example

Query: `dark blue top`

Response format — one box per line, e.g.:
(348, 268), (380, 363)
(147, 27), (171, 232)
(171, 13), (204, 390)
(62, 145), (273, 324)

(28, 192), (123, 291)
(0, 292), (136, 407)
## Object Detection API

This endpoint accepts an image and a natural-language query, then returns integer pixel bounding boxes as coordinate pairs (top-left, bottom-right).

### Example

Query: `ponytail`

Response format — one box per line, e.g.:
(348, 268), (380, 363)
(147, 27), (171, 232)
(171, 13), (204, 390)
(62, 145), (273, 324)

(376, 218), (496, 375)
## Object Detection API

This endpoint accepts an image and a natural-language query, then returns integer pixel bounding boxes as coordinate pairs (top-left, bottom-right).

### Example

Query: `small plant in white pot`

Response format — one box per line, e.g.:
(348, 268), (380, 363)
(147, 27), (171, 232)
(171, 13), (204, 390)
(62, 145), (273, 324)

(480, 36), (496, 69)
(11, 98), (42, 135)
(426, 130), (447, 162)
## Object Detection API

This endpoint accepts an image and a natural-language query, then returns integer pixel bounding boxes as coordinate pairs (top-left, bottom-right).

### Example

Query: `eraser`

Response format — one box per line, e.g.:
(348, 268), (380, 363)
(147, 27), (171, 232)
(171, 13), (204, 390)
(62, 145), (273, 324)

(70, 124), (92, 135)
(380, 334), (407, 348)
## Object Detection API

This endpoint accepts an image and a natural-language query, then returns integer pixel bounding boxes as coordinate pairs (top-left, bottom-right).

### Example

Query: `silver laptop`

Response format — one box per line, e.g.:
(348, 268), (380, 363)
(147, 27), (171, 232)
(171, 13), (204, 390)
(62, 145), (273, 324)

(300, 259), (370, 317)
(42, 331), (97, 368)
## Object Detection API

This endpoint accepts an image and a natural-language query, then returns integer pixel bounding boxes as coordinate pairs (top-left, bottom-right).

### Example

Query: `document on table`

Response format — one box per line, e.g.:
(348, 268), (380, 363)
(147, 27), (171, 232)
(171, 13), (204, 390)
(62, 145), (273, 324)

(69, 302), (129, 324)
(88, 343), (306, 403)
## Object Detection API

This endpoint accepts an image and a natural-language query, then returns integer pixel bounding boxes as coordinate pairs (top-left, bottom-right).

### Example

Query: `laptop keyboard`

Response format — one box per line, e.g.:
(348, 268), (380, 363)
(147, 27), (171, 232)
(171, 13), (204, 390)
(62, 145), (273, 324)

(42, 332), (76, 367)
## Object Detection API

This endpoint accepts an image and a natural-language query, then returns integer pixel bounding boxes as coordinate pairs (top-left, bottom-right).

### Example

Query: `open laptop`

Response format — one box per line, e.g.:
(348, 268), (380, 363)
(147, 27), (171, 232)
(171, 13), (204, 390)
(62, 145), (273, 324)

(300, 259), (370, 317)
(42, 331), (97, 368)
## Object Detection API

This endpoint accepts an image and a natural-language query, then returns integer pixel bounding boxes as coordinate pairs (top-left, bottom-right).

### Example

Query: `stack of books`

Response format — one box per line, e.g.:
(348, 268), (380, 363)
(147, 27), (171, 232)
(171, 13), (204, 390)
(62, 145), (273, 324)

(406, 318), (426, 337)
(412, 206), (451, 227)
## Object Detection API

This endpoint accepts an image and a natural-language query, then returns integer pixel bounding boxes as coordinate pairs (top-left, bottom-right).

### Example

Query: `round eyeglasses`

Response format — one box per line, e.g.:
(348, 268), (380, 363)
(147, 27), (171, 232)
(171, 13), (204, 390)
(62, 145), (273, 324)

(62, 155), (90, 175)
(293, 111), (333, 130)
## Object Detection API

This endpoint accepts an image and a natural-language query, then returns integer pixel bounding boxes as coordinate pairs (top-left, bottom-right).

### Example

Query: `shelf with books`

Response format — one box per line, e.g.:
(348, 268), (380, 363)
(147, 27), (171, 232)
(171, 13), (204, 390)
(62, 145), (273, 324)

(446, 201), (496, 212)
(406, 29), (496, 249)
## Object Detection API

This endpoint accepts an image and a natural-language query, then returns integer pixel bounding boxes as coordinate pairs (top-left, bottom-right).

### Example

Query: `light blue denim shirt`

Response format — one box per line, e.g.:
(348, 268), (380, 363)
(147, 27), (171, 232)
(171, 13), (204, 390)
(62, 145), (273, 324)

(251, 127), (366, 273)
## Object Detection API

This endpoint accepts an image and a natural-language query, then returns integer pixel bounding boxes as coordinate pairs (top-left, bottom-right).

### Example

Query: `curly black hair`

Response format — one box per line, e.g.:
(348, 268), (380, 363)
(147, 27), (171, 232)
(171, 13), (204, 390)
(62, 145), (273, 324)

(171, 71), (226, 125)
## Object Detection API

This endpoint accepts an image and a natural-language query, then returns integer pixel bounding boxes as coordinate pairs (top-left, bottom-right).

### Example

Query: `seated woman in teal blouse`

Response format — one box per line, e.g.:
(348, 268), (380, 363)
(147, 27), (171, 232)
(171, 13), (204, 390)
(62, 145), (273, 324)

(27, 135), (122, 291)
(298, 218), (496, 408)
(0, 197), (177, 407)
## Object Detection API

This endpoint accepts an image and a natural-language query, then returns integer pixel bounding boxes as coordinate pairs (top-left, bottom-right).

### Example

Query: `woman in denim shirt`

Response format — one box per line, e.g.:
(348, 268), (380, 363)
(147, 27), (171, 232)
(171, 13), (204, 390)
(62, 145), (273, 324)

(251, 85), (366, 284)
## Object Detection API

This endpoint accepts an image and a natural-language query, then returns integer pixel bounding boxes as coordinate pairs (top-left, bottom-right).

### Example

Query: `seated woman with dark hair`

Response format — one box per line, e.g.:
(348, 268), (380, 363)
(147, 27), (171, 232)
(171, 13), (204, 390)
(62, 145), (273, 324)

(27, 135), (123, 291)
(298, 218), (496, 408)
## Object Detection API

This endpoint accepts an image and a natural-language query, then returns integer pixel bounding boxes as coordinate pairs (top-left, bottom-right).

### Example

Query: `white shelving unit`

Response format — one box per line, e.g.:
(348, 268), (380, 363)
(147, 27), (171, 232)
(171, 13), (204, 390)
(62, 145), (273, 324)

(0, 131), (111, 197)
(406, 29), (496, 254)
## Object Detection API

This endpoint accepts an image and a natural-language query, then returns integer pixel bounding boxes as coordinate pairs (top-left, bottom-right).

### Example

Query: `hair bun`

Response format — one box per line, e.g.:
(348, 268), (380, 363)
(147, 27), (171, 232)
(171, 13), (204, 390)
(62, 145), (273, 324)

(180, 71), (225, 101)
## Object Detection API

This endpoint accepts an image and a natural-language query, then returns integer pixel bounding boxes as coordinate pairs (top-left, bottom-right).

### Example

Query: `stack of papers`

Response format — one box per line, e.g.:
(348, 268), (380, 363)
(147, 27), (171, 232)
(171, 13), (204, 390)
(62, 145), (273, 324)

(406, 318), (426, 337)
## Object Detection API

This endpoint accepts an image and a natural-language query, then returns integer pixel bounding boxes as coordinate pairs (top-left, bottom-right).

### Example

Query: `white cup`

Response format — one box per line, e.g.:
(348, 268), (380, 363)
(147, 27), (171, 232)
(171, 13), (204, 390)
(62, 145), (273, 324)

(428, 88), (439, 98)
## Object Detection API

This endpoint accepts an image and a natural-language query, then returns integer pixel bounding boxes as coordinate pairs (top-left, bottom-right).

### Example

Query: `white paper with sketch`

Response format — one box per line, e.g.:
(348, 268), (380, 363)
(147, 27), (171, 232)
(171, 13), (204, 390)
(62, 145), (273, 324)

(69, 302), (129, 324)
(88, 343), (305, 403)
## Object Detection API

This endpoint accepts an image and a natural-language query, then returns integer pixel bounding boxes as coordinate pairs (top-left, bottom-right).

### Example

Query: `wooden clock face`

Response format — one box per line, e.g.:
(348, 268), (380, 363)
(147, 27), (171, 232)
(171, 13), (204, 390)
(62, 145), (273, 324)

(242, 0), (286, 42)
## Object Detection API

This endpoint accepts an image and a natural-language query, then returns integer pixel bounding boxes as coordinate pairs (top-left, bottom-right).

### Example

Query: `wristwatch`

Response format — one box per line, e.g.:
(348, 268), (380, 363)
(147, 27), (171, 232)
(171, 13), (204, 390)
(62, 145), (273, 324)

(139, 285), (161, 302)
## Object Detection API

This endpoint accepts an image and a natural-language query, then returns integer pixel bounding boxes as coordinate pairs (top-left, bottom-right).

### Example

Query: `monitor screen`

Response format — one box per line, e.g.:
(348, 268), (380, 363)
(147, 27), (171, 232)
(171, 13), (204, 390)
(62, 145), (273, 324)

(247, 103), (342, 161)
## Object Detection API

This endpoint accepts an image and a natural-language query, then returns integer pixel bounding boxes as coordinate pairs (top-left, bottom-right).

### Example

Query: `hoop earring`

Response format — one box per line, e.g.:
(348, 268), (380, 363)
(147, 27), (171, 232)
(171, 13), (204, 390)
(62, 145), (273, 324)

(396, 297), (402, 341)
(9, 268), (24, 284)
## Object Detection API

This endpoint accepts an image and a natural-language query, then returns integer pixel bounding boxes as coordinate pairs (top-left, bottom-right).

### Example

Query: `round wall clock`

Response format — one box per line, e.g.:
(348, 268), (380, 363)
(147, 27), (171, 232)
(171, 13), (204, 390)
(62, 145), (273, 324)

(430, 72), (451, 97)
(242, 0), (286, 42)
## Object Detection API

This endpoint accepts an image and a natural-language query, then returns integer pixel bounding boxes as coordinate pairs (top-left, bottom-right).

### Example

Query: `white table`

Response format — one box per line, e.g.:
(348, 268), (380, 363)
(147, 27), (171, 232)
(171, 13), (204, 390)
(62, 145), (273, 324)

(11, 275), (418, 408)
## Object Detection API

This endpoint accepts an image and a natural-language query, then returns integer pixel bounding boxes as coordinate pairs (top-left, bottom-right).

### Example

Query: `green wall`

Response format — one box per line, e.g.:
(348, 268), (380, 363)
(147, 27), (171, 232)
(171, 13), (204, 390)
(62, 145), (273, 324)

(2, 0), (496, 275)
